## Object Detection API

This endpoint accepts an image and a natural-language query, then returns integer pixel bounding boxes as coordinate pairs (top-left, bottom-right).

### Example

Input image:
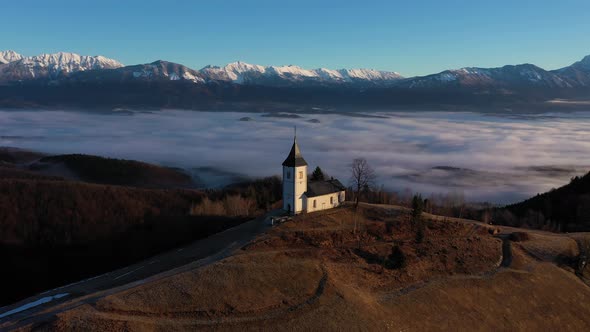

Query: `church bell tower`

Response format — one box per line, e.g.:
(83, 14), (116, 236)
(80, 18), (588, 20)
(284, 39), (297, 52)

(282, 129), (308, 215)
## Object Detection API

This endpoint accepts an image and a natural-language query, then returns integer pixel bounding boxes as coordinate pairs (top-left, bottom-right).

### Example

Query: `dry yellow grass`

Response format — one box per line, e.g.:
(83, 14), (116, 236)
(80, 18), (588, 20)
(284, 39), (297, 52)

(20, 205), (590, 331)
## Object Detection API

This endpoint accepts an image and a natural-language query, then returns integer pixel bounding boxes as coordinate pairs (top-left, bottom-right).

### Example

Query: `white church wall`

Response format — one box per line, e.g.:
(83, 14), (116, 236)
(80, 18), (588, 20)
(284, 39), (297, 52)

(293, 165), (307, 214)
(305, 191), (345, 213)
(283, 165), (307, 215)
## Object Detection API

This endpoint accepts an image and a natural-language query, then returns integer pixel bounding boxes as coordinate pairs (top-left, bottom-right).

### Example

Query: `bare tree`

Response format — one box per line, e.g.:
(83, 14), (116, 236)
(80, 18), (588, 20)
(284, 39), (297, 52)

(350, 158), (376, 208)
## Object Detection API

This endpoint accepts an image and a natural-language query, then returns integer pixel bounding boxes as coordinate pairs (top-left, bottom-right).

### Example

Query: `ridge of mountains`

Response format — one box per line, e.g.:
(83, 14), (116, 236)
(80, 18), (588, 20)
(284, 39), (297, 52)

(1, 50), (589, 109)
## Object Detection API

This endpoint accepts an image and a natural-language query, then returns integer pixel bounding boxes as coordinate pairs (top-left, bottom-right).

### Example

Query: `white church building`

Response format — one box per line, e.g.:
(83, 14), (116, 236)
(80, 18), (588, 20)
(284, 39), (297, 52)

(282, 136), (346, 215)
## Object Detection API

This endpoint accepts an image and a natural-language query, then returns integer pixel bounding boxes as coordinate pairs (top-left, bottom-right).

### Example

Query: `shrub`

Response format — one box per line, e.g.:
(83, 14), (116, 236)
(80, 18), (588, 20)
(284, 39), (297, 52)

(190, 195), (256, 217)
(385, 244), (406, 269)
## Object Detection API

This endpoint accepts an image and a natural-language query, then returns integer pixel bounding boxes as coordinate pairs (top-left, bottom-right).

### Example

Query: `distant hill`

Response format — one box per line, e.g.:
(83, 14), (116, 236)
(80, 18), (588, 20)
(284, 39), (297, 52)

(33, 154), (195, 189)
(495, 171), (590, 232)
(0, 147), (45, 164)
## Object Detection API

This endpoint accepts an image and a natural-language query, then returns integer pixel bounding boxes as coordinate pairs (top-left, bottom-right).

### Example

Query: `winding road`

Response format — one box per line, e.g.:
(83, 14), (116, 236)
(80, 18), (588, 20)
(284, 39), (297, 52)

(0, 210), (280, 331)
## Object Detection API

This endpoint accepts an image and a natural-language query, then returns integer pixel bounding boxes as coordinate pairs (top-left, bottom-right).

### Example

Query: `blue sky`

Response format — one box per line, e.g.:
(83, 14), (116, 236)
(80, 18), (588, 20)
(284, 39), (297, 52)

(2, 0), (589, 76)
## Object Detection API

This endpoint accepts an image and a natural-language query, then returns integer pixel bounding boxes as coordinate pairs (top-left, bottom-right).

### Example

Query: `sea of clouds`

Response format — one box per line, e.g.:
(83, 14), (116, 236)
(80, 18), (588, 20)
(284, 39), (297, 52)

(1, 109), (589, 204)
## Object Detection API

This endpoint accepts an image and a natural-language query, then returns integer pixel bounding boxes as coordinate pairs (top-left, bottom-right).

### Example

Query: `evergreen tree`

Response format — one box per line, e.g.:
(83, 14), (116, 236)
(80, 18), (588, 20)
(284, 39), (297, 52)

(311, 166), (325, 181)
(411, 194), (424, 223)
(412, 194), (425, 243)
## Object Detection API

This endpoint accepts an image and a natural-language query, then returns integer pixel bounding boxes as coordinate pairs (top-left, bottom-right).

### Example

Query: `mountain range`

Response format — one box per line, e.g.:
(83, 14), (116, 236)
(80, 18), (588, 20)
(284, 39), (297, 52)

(1, 50), (589, 109)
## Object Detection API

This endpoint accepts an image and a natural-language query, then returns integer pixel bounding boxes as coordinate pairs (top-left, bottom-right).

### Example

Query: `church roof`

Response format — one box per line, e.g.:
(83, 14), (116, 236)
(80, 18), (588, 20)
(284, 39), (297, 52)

(282, 140), (308, 167)
(305, 179), (346, 198)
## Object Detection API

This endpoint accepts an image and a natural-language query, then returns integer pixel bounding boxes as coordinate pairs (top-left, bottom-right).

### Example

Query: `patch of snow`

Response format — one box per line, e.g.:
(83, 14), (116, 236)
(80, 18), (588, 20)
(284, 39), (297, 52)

(338, 68), (402, 81)
(0, 50), (23, 64)
(0, 52), (123, 80)
(199, 61), (403, 84)
(0, 293), (69, 319)
(181, 71), (204, 83)
(437, 73), (457, 82)
(268, 65), (318, 79)
(315, 68), (345, 81)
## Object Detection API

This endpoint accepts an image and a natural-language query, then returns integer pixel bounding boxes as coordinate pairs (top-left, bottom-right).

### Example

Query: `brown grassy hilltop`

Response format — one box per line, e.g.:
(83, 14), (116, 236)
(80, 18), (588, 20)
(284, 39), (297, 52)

(16, 204), (590, 331)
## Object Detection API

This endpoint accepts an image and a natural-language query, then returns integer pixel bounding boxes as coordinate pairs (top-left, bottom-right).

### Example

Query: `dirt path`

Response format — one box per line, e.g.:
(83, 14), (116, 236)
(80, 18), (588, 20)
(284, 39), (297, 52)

(0, 210), (281, 331)
(379, 232), (523, 303)
(91, 269), (329, 327)
(499, 235), (513, 267)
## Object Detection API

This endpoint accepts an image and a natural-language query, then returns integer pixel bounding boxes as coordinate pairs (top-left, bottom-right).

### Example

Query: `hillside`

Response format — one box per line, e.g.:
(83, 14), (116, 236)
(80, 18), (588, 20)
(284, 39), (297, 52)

(0, 149), (282, 307)
(0, 147), (45, 164)
(6, 204), (590, 331)
(0, 148), (196, 189)
(34, 154), (195, 188)
(0, 177), (218, 306)
(496, 171), (590, 232)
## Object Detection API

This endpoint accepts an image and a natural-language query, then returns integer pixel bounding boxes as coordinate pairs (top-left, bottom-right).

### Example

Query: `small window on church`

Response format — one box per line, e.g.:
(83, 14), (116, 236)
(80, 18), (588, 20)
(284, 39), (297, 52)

(287, 171), (291, 179)
(330, 196), (334, 205)
(313, 200), (317, 208)
(299, 171), (303, 179)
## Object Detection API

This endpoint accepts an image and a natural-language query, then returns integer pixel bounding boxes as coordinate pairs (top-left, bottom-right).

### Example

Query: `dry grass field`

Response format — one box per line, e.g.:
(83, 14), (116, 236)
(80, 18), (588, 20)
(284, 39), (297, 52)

(17, 204), (590, 331)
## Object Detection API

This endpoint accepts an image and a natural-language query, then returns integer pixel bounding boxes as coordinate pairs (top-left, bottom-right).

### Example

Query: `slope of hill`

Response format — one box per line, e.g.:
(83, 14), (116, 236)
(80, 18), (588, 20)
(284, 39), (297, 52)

(34, 154), (195, 188)
(0, 148), (282, 307)
(6, 204), (590, 331)
(0, 147), (45, 164)
(495, 171), (590, 232)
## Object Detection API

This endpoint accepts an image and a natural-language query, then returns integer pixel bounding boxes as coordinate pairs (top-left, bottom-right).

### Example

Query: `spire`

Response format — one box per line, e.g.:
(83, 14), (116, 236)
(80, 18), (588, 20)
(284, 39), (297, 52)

(282, 128), (308, 167)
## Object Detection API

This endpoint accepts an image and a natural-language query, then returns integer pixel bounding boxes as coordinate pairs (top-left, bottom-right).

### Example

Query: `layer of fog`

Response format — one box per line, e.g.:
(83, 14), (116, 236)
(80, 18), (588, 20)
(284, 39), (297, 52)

(1, 109), (589, 204)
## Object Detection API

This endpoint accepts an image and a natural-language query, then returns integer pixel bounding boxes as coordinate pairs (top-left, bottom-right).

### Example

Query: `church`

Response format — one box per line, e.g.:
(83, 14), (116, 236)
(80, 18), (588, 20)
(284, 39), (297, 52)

(282, 136), (346, 215)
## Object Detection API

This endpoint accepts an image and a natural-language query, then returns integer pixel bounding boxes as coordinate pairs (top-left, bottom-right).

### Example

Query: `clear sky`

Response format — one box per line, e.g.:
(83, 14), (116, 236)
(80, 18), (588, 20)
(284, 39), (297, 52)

(2, 0), (589, 76)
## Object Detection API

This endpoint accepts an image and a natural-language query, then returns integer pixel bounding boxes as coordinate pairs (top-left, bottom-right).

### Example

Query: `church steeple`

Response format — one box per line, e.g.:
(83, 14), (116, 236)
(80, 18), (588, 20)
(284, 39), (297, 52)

(282, 127), (308, 215)
(282, 127), (308, 167)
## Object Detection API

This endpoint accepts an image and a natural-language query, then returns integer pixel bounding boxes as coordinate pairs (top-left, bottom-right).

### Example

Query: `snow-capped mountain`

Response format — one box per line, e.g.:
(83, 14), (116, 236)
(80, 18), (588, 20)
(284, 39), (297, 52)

(2, 52), (590, 110)
(399, 64), (571, 89)
(0, 52), (123, 82)
(0, 50), (23, 64)
(1, 49), (590, 95)
(200, 62), (267, 83)
(68, 60), (206, 83)
(199, 61), (404, 86)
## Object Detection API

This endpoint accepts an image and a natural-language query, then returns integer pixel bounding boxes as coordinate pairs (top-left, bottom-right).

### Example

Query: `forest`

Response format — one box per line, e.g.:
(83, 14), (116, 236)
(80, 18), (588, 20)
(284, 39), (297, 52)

(0, 160), (281, 306)
(494, 171), (590, 232)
